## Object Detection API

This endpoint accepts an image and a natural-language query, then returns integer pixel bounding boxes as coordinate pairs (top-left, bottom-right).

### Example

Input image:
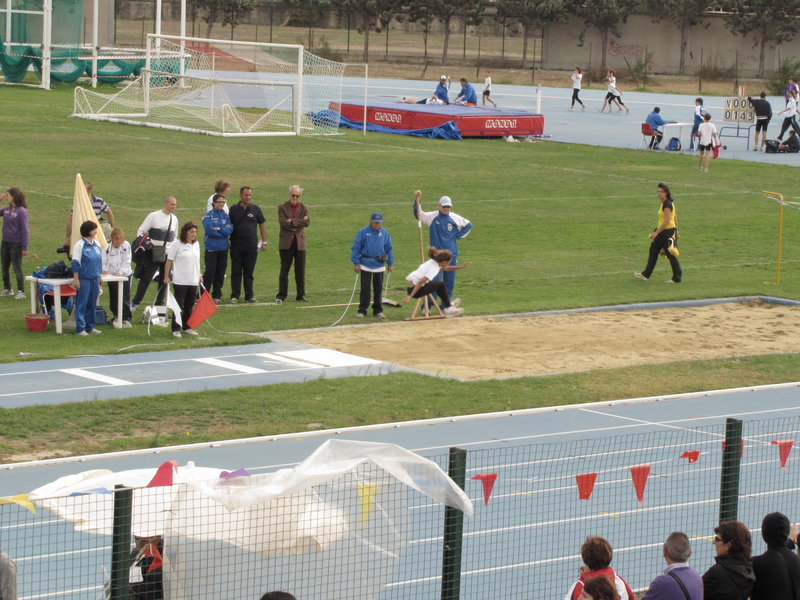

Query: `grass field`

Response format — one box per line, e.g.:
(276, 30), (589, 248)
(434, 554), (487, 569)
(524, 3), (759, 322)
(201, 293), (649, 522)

(2, 82), (800, 461)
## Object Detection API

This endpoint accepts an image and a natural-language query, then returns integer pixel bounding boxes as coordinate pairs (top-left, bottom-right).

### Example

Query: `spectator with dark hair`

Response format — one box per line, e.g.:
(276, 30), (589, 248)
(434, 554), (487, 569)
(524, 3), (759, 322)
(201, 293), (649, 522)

(202, 193), (233, 304)
(229, 186), (267, 303)
(566, 536), (633, 600)
(641, 532), (703, 600)
(454, 78), (477, 105)
(780, 129), (800, 153)
(71, 220), (104, 336)
(64, 181), (115, 245)
(581, 576), (618, 600)
(164, 221), (202, 338)
(751, 512), (800, 600)
(748, 92), (773, 151)
(260, 593), (296, 600)
(0, 187), (29, 300)
(702, 520), (754, 600)
(206, 179), (231, 213)
(645, 107), (669, 149)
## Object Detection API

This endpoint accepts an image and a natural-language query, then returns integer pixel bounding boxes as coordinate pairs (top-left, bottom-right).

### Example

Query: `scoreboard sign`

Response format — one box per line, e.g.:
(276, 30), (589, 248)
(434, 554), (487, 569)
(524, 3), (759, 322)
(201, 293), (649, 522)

(724, 97), (756, 124)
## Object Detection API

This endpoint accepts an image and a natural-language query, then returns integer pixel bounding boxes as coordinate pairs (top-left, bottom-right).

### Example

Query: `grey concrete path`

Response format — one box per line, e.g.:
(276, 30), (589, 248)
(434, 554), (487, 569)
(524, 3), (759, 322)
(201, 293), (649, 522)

(343, 77), (800, 166)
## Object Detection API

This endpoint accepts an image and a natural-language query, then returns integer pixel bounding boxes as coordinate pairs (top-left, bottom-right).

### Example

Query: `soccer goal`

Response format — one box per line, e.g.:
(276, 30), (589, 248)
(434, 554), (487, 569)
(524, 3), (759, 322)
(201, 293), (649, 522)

(73, 35), (345, 137)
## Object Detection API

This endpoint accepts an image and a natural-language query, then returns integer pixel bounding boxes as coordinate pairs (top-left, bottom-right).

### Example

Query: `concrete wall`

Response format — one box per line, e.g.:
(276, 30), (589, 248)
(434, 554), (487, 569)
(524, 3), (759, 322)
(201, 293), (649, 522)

(542, 13), (800, 77)
(81, 0), (115, 47)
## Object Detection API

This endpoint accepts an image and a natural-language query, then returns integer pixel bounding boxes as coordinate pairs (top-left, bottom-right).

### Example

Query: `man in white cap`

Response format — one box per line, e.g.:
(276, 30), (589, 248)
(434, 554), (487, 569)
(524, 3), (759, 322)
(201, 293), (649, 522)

(413, 190), (472, 305)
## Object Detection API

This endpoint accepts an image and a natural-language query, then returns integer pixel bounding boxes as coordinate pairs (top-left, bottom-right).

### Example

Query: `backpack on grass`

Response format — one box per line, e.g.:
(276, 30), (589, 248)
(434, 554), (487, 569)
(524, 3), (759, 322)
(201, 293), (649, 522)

(667, 137), (681, 151)
(765, 139), (780, 153)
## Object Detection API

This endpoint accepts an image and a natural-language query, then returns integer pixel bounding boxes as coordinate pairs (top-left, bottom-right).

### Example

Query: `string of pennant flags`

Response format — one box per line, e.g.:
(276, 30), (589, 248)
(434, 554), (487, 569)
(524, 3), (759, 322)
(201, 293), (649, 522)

(468, 439), (795, 508)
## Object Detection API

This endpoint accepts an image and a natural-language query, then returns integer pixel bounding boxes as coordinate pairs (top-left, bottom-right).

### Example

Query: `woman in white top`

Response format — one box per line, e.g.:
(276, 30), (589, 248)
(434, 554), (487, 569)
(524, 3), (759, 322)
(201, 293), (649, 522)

(777, 89), (800, 140)
(403, 246), (470, 317)
(482, 70), (497, 107)
(570, 67), (585, 111)
(164, 221), (202, 337)
(697, 112), (718, 172)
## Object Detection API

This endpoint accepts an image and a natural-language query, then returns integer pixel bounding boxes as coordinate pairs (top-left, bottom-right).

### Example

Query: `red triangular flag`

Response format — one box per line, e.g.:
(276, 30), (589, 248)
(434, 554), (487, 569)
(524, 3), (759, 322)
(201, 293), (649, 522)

(629, 464), (650, 504)
(722, 439), (745, 458)
(147, 460), (178, 487)
(186, 289), (218, 329)
(772, 440), (794, 469)
(680, 451), (700, 463)
(471, 473), (498, 506)
(143, 539), (163, 572)
(576, 473), (598, 500)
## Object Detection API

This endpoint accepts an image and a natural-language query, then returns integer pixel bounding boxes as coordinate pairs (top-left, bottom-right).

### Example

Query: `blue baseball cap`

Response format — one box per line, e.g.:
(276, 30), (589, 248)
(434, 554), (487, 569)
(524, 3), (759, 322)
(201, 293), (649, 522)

(370, 212), (384, 222)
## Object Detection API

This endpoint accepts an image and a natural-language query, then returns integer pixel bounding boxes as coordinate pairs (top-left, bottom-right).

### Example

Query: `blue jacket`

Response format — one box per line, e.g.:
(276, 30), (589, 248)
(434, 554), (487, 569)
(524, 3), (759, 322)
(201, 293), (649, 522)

(71, 238), (103, 279)
(435, 82), (449, 103)
(457, 83), (477, 104)
(646, 111), (668, 133)
(413, 204), (473, 257)
(351, 225), (394, 270)
(202, 208), (233, 252)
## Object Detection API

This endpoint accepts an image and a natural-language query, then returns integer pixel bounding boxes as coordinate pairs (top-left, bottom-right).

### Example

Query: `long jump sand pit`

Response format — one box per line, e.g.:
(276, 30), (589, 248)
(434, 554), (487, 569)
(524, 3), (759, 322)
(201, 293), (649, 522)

(274, 300), (800, 380)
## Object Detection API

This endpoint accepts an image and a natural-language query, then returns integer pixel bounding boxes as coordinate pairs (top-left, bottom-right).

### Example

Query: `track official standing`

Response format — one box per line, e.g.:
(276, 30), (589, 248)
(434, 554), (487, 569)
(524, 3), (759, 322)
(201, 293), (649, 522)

(413, 190), (472, 304)
(228, 186), (267, 303)
(132, 196), (178, 308)
(351, 212), (393, 319)
(276, 185), (310, 302)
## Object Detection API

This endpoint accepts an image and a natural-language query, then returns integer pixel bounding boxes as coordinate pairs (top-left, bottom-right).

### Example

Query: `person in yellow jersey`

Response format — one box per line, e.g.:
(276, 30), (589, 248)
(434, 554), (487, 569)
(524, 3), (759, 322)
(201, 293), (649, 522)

(635, 183), (682, 283)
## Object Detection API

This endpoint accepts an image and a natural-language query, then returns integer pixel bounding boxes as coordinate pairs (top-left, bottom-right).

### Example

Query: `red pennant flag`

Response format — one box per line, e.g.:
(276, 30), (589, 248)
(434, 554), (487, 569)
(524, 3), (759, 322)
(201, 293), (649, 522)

(471, 473), (498, 506)
(143, 539), (163, 572)
(772, 440), (794, 470)
(147, 461), (178, 487)
(576, 473), (598, 500)
(186, 289), (218, 329)
(629, 464), (650, 505)
(680, 451), (700, 463)
(721, 440), (745, 458)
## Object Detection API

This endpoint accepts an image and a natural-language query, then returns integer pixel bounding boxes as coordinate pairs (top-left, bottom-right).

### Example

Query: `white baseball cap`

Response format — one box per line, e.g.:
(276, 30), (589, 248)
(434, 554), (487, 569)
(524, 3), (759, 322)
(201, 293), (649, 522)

(439, 196), (452, 207)
(440, 75), (447, 80)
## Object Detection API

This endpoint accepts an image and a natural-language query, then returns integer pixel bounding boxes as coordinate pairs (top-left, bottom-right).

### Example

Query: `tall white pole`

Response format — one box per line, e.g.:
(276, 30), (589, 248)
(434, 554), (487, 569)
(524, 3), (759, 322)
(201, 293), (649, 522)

(91, 0), (98, 88)
(155, 0), (162, 49)
(178, 0), (186, 86)
(536, 84), (541, 114)
(362, 63), (367, 136)
(295, 46), (303, 135)
(5, 0), (11, 44)
(42, 0), (52, 90)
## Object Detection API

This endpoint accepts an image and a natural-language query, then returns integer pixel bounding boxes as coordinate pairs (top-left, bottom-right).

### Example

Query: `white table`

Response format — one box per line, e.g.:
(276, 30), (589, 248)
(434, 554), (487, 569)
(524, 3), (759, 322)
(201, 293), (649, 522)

(660, 122), (694, 151)
(26, 275), (127, 334)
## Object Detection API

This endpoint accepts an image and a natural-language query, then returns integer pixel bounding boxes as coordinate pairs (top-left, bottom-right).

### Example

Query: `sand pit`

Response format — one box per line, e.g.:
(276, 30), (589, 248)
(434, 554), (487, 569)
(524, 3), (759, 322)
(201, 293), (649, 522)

(274, 301), (800, 380)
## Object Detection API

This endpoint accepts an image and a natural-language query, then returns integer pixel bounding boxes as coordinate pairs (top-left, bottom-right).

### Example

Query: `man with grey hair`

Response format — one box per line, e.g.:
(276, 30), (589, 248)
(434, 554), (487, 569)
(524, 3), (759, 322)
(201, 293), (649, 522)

(276, 185), (310, 302)
(641, 532), (703, 600)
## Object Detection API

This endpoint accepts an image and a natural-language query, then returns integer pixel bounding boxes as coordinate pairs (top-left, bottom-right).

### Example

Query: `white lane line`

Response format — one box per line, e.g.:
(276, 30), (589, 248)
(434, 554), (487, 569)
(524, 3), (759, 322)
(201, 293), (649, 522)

(256, 353), (324, 367)
(193, 358), (267, 374)
(59, 369), (131, 386)
(272, 349), (382, 368)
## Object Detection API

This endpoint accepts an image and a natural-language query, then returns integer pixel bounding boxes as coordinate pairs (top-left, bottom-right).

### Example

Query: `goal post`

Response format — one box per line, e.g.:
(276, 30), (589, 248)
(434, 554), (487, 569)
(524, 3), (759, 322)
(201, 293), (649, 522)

(72, 35), (345, 137)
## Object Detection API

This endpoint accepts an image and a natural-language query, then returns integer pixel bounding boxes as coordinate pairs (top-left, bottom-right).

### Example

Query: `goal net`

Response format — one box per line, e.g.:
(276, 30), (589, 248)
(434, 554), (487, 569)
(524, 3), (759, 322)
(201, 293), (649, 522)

(73, 35), (345, 137)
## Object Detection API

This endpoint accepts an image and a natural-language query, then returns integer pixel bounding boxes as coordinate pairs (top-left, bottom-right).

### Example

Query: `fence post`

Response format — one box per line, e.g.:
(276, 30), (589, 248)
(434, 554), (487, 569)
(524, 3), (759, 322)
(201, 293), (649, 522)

(719, 418), (743, 523)
(110, 484), (133, 600)
(441, 447), (467, 600)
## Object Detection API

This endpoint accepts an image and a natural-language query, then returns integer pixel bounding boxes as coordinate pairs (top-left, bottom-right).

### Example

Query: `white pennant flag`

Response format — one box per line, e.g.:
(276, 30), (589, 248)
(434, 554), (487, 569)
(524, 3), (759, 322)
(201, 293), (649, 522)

(166, 288), (182, 328)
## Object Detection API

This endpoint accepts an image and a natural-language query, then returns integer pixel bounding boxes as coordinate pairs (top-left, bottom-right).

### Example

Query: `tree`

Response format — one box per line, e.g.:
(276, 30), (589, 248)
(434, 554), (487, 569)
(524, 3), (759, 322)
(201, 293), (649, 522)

(422, 0), (483, 65)
(189, 0), (255, 38)
(332, 0), (402, 62)
(495, 0), (570, 68)
(647, 0), (708, 75)
(407, 0), (437, 61)
(572, 0), (638, 70)
(723, 0), (800, 78)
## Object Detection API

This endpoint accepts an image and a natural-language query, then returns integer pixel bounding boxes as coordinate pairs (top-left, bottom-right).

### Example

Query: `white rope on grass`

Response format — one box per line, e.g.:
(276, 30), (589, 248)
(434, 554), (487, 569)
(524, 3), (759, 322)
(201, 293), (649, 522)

(328, 273), (360, 328)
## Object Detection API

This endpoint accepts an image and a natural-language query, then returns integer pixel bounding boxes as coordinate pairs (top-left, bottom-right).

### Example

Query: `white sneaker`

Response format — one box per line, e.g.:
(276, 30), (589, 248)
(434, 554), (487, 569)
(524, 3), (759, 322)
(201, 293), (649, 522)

(14, 291), (25, 300)
(451, 297), (461, 308)
(634, 272), (649, 281)
(444, 306), (464, 317)
(89, 329), (102, 334)
(172, 331), (182, 338)
(75, 330), (89, 336)
(0, 289), (12, 296)
(356, 313), (365, 318)
(375, 312), (386, 319)
(184, 329), (198, 336)
(122, 321), (132, 328)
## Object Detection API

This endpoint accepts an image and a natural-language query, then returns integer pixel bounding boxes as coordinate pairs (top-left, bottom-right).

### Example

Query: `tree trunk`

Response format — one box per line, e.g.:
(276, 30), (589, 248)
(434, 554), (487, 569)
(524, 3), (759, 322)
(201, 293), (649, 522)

(522, 23), (529, 69)
(205, 17), (215, 38)
(679, 25), (687, 75)
(441, 18), (451, 65)
(423, 28), (428, 60)
(600, 28), (608, 70)
(363, 24), (370, 63)
(758, 31), (767, 78)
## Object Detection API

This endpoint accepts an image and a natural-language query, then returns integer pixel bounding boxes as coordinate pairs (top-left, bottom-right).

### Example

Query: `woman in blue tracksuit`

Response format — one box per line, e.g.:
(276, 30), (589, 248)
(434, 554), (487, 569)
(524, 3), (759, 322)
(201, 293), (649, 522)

(351, 212), (394, 318)
(72, 220), (104, 336)
(201, 193), (233, 303)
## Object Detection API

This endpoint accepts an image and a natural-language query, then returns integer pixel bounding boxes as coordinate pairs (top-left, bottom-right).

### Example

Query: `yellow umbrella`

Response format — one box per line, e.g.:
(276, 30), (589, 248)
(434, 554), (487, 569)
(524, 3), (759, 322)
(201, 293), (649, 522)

(69, 173), (107, 250)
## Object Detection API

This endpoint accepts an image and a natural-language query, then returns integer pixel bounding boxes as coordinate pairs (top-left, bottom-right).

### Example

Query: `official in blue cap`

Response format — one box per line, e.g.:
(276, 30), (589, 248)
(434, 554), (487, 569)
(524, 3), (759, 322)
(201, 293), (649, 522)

(351, 212), (394, 319)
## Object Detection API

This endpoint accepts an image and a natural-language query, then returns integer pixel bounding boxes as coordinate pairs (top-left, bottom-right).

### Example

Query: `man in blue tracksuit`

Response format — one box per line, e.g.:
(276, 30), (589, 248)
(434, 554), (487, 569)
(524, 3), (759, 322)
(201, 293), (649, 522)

(71, 220), (104, 336)
(412, 190), (472, 306)
(455, 78), (478, 105)
(202, 194), (234, 303)
(645, 107), (668, 149)
(351, 212), (394, 319)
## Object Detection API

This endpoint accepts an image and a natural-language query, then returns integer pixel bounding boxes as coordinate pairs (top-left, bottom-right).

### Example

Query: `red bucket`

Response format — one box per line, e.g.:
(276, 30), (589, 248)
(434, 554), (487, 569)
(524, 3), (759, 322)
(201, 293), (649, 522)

(25, 313), (49, 332)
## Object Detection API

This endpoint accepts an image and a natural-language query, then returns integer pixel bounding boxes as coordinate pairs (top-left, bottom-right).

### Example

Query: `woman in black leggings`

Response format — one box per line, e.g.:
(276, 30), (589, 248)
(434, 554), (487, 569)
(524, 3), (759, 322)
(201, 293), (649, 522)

(403, 246), (470, 316)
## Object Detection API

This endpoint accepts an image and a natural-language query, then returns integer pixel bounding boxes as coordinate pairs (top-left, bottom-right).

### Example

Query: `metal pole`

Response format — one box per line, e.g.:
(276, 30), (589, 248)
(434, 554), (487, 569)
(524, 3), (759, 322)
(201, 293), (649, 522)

(91, 0), (98, 87)
(536, 84), (541, 113)
(362, 63), (368, 136)
(501, 17), (505, 60)
(295, 47), (303, 134)
(719, 418), (742, 523)
(110, 485), (133, 600)
(270, 0), (273, 43)
(5, 0), (11, 44)
(441, 447), (467, 600)
(155, 0), (162, 48)
(42, 0), (52, 89)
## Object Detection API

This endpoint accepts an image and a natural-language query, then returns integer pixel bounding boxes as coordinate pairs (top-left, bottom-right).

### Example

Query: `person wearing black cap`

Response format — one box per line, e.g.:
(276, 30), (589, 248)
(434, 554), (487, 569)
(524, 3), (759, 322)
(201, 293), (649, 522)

(751, 512), (800, 600)
(351, 212), (394, 319)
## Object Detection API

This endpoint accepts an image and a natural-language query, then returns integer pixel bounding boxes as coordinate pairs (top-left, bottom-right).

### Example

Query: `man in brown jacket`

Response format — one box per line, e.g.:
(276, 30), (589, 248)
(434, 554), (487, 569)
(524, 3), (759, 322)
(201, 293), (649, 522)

(277, 185), (310, 302)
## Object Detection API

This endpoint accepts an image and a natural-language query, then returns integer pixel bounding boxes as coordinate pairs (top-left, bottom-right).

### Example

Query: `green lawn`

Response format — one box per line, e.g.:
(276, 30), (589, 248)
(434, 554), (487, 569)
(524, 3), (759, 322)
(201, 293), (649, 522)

(1, 82), (800, 461)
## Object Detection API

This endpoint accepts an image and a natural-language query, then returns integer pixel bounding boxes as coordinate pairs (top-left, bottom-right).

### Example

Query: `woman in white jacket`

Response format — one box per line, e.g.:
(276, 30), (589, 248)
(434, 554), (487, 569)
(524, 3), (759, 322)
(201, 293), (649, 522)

(101, 227), (133, 327)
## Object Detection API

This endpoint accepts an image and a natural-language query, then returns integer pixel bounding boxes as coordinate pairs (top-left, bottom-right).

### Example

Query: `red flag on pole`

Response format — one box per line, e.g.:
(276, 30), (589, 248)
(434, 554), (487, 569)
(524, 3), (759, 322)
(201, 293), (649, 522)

(679, 451), (700, 463)
(471, 473), (498, 506)
(187, 289), (218, 329)
(147, 460), (178, 487)
(629, 464), (650, 504)
(576, 473), (598, 500)
(722, 440), (745, 458)
(772, 440), (794, 469)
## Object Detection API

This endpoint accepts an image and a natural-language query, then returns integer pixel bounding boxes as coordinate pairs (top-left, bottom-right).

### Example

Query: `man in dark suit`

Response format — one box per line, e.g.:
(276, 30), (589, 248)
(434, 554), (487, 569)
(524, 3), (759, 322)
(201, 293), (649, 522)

(276, 185), (310, 302)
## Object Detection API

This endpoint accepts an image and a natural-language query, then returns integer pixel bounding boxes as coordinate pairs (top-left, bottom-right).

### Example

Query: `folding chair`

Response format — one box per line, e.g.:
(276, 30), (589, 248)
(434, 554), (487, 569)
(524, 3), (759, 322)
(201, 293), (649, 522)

(640, 123), (658, 150)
